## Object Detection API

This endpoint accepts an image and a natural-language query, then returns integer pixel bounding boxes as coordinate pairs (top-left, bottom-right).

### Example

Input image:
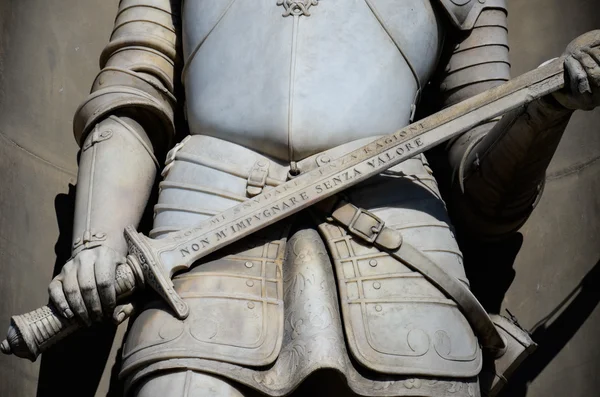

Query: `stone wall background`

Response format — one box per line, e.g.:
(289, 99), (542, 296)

(498, 1), (600, 396)
(0, 0), (598, 396)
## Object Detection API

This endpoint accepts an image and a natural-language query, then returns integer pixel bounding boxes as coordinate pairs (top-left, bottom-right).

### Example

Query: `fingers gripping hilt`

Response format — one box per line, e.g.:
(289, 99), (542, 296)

(0, 258), (143, 361)
(1, 226), (189, 361)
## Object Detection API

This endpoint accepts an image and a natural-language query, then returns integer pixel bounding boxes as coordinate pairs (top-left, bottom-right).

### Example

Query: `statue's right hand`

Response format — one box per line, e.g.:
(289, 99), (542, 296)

(48, 246), (126, 326)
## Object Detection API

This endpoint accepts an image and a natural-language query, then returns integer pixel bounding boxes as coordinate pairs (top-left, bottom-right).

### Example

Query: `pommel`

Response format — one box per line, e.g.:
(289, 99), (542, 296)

(0, 339), (11, 355)
(1, 321), (36, 361)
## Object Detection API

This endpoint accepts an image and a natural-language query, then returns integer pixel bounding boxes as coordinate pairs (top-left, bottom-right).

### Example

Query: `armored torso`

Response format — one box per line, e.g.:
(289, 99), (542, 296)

(182, 0), (444, 161)
(121, 1), (492, 395)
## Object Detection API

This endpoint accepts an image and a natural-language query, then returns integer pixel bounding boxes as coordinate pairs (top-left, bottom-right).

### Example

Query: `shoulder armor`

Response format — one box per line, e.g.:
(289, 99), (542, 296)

(437, 0), (507, 31)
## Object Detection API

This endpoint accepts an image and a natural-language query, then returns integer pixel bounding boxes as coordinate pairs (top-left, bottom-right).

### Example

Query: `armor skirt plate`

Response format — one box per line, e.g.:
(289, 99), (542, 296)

(121, 135), (481, 397)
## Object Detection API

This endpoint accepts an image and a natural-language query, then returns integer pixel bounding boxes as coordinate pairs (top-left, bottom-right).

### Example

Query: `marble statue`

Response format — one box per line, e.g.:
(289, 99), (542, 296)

(4, 1), (600, 396)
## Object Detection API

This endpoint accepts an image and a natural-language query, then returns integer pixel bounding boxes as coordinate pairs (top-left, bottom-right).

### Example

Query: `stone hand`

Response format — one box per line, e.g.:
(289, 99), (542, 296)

(553, 30), (600, 110)
(48, 246), (126, 326)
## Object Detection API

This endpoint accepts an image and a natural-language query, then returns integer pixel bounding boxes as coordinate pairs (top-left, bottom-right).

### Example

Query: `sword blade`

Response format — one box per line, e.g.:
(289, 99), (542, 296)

(136, 57), (564, 277)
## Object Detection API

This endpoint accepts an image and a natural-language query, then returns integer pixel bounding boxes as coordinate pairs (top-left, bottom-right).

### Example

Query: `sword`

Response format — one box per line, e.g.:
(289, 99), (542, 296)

(3, 31), (597, 361)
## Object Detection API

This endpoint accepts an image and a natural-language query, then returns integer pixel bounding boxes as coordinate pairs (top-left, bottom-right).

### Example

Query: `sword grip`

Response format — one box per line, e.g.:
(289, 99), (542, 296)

(0, 257), (144, 361)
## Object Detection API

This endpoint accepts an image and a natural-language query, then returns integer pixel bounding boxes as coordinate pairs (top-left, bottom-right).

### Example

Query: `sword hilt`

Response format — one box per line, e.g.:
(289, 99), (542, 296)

(1, 225), (190, 361)
(123, 226), (189, 319)
(0, 257), (143, 361)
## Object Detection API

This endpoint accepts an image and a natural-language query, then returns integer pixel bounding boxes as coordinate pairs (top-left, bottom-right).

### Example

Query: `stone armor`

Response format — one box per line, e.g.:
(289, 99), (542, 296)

(70, 0), (532, 395)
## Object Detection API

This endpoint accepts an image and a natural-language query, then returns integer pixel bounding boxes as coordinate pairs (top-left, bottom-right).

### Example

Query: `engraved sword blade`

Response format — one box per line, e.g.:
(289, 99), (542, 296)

(131, 57), (565, 280)
(10, 30), (600, 360)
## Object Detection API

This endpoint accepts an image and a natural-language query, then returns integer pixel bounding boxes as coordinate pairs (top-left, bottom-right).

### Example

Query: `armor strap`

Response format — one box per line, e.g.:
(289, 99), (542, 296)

(327, 201), (507, 356)
(247, 160), (270, 197)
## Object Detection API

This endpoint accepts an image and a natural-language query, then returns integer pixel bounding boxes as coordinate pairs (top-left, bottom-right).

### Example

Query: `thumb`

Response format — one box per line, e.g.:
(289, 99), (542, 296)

(112, 303), (135, 325)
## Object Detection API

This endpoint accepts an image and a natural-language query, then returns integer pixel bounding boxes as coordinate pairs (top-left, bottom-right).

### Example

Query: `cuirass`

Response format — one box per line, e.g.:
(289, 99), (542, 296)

(182, 0), (444, 161)
(121, 2), (483, 392)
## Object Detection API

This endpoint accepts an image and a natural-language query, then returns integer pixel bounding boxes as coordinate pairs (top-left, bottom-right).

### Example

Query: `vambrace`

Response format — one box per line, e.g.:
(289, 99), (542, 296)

(72, 115), (159, 256)
(434, 6), (568, 238)
(438, 6), (574, 238)
(73, 0), (180, 150)
(448, 98), (573, 238)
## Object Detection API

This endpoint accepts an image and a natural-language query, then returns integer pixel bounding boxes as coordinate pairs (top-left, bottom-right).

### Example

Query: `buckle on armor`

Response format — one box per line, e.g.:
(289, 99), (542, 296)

(347, 208), (385, 244)
(247, 160), (270, 197)
(82, 124), (114, 151)
(72, 229), (108, 254)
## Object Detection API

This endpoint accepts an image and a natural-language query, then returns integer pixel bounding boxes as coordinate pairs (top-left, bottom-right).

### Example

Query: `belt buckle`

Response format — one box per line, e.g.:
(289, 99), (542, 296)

(348, 208), (385, 244)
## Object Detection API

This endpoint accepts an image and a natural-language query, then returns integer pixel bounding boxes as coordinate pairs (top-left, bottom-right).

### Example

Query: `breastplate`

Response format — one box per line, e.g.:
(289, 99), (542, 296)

(182, 0), (443, 161)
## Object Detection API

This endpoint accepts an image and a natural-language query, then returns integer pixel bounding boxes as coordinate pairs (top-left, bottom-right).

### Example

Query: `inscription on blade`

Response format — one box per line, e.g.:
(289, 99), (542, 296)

(126, 59), (565, 280)
(157, 133), (428, 270)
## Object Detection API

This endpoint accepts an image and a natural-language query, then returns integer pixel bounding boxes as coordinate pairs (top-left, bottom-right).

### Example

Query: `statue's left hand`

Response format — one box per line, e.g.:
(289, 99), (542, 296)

(553, 31), (600, 110)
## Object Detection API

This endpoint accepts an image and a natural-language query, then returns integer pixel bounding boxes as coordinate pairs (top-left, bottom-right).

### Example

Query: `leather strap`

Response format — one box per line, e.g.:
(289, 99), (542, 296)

(247, 160), (270, 197)
(330, 202), (507, 356)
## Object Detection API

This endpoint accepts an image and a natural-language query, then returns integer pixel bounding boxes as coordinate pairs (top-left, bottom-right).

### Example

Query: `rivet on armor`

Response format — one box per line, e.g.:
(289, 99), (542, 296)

(245, 261), (254, 268)
(440, 83), (447, 92)
(316, 154), (331, 166)
(246, 280), (255, 287)
(373, 282), (382, 290)
(479, 0), (486, 3)
(288, 161), (301, 179)
(375, 305), (383, 312)
(247, 302), (255, 309)
(369, 259), (378, 267)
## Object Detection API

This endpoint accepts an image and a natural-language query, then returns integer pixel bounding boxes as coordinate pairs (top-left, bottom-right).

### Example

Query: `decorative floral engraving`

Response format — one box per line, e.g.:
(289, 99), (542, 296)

(403, 378), (422, 389)
(277, 0), (319, 17)
(468, 383), (476, 397)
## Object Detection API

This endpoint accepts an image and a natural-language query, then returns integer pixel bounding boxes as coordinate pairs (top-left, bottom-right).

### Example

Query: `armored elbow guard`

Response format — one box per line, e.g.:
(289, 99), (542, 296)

(437, 0), (507, 32)
(73, 0), (179, 150)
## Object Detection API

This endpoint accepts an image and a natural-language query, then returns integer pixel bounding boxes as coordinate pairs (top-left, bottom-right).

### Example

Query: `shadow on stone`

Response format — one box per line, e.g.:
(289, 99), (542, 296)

(463, 233), (523, 314)
(498, 258), (600, 397)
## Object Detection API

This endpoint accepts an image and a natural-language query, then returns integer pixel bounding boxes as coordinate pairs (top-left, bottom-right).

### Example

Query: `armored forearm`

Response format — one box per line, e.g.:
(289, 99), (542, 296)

(438, 6), (575, 238)
(71, 0), (180, 255)
(448, 98), (572, 238)
(72, 116), (159, 255)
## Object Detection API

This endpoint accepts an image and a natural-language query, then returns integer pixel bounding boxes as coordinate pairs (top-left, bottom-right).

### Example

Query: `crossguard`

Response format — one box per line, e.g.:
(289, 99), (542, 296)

(124, 225), (189, 319)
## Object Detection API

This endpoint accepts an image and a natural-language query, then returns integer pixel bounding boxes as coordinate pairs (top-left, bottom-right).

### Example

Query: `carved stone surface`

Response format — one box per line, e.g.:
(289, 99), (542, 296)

(5, 0), (600, 397)
(277, 0), (319, 17)
(124, 229), (480, 397)
(3, 2), (600, 397)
